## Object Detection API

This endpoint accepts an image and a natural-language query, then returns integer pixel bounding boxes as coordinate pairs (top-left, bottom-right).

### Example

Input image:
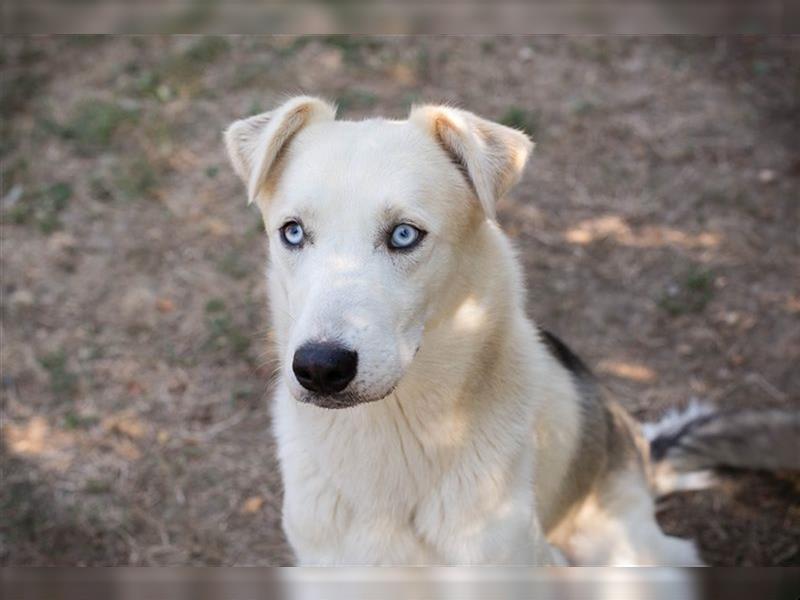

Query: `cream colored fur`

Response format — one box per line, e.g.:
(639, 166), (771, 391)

(224, 96), (701, 566)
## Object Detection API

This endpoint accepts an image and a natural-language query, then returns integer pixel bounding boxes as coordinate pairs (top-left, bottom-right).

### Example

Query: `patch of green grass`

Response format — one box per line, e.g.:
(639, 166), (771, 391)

(39, 182), (72, 233)
(753, 60), (771, 76)
(685, 268), (715, 294)
(247, 99), (264, 117)
(39, 350), (79, 401)
(205, 165), (219, 179)
(62, 99), (139, 153)
(205, 298), (226, 313)
(130, 69), (162, 98)
(6, 203), (30, 225)
(500, 106), (540, 137)
(35, 115), (67, 140)
(480, 39), (496, 54)
(216, 250), (249, 280)
(6, 182), (72, 234)
(658, 267), (716, 316)
(63, 411), (99, 430)
(184, 36), (231, 64)
(206, 312), (251, 357)
(568, 97), (597, 116)
(112, 156), (158, 201)
(83, 479), (111, 495)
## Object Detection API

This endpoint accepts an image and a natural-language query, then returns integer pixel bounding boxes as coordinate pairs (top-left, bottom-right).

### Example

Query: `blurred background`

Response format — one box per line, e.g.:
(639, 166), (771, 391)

(1, 36), (798, 566)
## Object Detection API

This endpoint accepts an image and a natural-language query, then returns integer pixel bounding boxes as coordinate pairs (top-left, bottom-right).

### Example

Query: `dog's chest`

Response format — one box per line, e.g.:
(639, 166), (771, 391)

(273, 391), (466, 563)
(275, 392), (463, 509)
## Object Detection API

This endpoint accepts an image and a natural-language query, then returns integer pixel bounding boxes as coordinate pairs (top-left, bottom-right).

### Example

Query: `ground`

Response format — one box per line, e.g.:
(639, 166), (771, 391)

(1, 36), (798, 566)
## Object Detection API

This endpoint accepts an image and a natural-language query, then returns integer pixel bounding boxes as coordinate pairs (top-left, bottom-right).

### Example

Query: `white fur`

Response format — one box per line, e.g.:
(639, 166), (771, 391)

(640, 400), (715, 443)
(642, 401), (718, 495)
(224, 97), (702, 566)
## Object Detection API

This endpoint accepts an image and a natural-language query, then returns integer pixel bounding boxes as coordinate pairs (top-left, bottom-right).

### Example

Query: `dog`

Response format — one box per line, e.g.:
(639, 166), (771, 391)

(223, 96), (754, 565)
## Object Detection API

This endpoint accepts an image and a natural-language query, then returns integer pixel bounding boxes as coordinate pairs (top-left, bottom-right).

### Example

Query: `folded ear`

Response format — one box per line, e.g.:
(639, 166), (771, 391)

(224, 96), (336, 205)
(409, 104), (533, 219)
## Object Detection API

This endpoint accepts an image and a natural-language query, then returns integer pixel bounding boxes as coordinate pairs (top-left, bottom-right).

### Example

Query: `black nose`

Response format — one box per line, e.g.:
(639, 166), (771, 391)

(292, 342), (358, 395)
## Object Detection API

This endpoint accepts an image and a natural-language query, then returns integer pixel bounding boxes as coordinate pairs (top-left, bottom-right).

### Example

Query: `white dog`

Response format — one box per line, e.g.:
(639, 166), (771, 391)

(224, 96), (708, 566)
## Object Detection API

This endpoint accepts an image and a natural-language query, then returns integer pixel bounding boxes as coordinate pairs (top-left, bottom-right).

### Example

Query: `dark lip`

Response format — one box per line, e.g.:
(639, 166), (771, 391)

(299, 393), (380, 410)
(297, 382), (400, 410)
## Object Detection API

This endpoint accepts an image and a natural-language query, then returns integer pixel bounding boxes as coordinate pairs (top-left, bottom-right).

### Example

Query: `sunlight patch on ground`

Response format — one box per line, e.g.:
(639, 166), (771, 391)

(564, 215), (721, 250)
(597, 359), (657, 383)
(3, 416), (75, 471)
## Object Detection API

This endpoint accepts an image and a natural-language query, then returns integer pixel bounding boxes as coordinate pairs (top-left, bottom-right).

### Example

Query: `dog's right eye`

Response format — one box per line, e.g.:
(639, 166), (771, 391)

(280, 221), (305, 248)
(388, 223), (425, 251)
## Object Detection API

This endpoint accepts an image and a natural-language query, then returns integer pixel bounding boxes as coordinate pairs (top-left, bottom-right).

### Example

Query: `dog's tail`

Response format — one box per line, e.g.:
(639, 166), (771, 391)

(641, 401), (800, 495)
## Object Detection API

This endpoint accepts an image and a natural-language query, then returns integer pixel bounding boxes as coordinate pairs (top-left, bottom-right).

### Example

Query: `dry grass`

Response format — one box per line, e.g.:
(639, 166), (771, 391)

(1, 36), (798, 566)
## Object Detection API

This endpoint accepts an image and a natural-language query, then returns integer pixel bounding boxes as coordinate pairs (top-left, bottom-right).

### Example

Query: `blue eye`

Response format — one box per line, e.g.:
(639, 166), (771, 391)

(389, 223), (424, 250)
(280, 221), (305, 247)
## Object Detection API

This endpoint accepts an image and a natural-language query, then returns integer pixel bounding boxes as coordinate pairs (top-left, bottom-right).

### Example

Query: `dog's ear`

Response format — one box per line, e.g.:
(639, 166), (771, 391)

(224, 96), (336, 205)
(409, 105), (533, 219)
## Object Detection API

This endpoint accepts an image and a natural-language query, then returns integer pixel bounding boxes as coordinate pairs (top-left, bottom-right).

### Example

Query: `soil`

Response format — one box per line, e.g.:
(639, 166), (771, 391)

(1, 35), (798, 565)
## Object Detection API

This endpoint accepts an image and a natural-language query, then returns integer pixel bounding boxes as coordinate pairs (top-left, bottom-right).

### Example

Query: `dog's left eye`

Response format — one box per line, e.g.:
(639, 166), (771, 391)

(280, 221), (305, 247)
(389, 223), (424, 251)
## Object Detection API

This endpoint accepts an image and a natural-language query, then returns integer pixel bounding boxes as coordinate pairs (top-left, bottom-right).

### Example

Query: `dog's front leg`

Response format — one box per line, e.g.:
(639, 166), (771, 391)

(416, 492), (558, 565)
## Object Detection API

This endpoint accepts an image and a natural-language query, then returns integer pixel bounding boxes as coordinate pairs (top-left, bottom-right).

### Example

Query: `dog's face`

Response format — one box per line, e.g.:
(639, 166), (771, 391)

(225, 97), (532, 408)
(263, 120), (472, 407)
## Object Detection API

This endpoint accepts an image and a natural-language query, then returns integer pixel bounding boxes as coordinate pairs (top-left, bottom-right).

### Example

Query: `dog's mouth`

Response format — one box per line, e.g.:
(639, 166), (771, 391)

(296, 379), (401, 410)
(298, 390), (383, 410)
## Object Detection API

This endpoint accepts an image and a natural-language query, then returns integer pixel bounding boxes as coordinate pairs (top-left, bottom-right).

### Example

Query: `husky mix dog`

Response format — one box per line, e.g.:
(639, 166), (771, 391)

(224, 96), (797, 566)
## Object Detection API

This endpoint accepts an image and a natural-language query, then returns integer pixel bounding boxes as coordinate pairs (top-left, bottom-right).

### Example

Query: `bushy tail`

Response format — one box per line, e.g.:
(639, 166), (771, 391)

(641, 401), (800, 495)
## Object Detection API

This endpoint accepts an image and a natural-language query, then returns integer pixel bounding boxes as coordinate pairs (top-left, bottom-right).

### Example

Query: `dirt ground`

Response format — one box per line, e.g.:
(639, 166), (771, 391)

(1, 36), (798, 566)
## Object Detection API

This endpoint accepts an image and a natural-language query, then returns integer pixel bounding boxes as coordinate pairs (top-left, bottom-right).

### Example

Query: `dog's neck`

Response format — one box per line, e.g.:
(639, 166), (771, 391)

(277, 219), (549, 495)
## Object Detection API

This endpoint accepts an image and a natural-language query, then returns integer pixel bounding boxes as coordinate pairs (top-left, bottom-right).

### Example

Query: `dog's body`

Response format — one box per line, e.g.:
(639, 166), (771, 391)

(224, 96), (703, 565)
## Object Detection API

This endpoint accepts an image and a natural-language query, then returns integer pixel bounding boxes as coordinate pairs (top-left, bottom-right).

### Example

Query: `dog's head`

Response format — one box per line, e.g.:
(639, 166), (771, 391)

(224, 96), (532, 408)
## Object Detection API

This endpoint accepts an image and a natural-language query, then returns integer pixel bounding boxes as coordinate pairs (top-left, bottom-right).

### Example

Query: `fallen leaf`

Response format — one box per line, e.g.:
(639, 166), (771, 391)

(240, 496), (264, 515)
(203, 218), (231, 237)
(103, 412), (146, 439)
(156, 298), (176, 313)
(126, 380), (145, 396)
(112, 438), (142, 461)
